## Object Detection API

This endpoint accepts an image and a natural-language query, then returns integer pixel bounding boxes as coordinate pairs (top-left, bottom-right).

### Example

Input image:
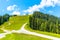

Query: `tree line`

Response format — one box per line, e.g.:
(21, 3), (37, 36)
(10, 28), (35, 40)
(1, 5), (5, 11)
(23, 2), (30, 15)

(0, 14), (10, 25)
(29, 11), (60, 34)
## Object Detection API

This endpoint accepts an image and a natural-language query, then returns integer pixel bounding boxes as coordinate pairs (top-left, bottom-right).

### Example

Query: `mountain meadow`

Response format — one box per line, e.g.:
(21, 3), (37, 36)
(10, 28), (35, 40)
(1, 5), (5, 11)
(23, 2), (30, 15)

(0, 11), (60, 40)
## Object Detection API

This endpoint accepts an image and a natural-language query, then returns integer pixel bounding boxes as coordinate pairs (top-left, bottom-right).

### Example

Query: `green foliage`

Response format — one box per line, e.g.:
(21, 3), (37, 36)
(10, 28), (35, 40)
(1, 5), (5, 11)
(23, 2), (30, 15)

(0, 14), (10, 25)
(25, 24), (60, 38)
(29, 11), (60, 34)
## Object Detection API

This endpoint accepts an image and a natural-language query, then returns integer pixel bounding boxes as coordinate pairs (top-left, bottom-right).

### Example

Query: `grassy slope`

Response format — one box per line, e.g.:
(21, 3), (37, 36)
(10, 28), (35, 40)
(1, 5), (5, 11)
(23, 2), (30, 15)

(25, 24), (60, 38)
(0, 29), (4, 33)
(0, 26), (5, 33)
(0, 15), (29, 30)
(0, 15), (50, 40)
(0, 33), (49, 40)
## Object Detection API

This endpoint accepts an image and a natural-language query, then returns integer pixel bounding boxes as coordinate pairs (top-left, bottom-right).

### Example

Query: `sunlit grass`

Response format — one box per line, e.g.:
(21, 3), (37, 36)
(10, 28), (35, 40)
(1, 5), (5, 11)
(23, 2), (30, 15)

(0, 33), (50, 40)
(0, 29), (4, 33)
(0, 15), (29, 30)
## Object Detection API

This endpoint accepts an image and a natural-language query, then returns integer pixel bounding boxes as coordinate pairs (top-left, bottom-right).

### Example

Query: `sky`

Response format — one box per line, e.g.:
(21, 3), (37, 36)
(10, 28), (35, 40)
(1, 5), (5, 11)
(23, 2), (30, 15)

(0, 0), (60, 17)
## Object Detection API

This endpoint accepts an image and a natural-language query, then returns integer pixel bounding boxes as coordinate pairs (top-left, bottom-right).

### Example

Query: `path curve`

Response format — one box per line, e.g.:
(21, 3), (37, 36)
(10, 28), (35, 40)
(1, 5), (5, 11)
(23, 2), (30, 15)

(0, 23), (60, 40)
(18, 23), (60, 40)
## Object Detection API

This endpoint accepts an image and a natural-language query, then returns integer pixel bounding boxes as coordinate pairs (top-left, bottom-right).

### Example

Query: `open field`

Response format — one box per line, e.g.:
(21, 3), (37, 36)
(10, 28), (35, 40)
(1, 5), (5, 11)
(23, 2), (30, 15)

(0, 33), (49, 40)
(0, 15), (59, 40)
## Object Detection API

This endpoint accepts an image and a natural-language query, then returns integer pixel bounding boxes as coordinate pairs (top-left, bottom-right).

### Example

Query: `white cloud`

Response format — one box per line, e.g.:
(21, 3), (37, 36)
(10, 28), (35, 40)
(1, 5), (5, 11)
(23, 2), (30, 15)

(7, 5), (17, 11)
(23, 13), (26, 15)
(23, 0), (60, 14)
(23, 5), (40, 14)
(12, 11), (20, 16)
(7, 5), (21, 15)
(6, 4), (21, 16)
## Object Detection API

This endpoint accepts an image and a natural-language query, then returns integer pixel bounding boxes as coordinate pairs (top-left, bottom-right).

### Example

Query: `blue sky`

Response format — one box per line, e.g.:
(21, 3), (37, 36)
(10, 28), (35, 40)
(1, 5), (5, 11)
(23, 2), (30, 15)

(0, 0), (60, 17)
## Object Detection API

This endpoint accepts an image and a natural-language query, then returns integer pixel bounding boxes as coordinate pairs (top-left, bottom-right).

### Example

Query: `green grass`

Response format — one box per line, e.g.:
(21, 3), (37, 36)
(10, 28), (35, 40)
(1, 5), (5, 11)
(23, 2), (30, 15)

(0, 15), (29, 30)
(0, 26), (4, 33)
(25, 24), (60, 38)
(0, 29), (4, 33)
(0, 33), (50, 40)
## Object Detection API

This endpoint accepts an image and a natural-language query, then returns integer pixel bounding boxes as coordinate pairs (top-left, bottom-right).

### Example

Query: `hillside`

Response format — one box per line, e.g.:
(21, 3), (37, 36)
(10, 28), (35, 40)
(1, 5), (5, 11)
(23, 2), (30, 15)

(0, 15), (50, 40)
(25, 11), (60, 38)
(29, 11), (60, 34)
(0, 15), (29, 30)
(0, 12), (60, 40)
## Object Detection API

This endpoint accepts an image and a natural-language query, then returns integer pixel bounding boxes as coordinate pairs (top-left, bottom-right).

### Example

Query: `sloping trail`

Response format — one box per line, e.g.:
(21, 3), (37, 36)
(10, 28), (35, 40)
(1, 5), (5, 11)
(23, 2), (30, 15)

(0, 23), (60, 40)
(17, 23), (60, 40)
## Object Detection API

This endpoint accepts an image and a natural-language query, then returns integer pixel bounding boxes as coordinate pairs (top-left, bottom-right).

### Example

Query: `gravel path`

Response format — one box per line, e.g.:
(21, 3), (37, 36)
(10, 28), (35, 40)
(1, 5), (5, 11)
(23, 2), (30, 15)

(0, 23), (60, 40)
